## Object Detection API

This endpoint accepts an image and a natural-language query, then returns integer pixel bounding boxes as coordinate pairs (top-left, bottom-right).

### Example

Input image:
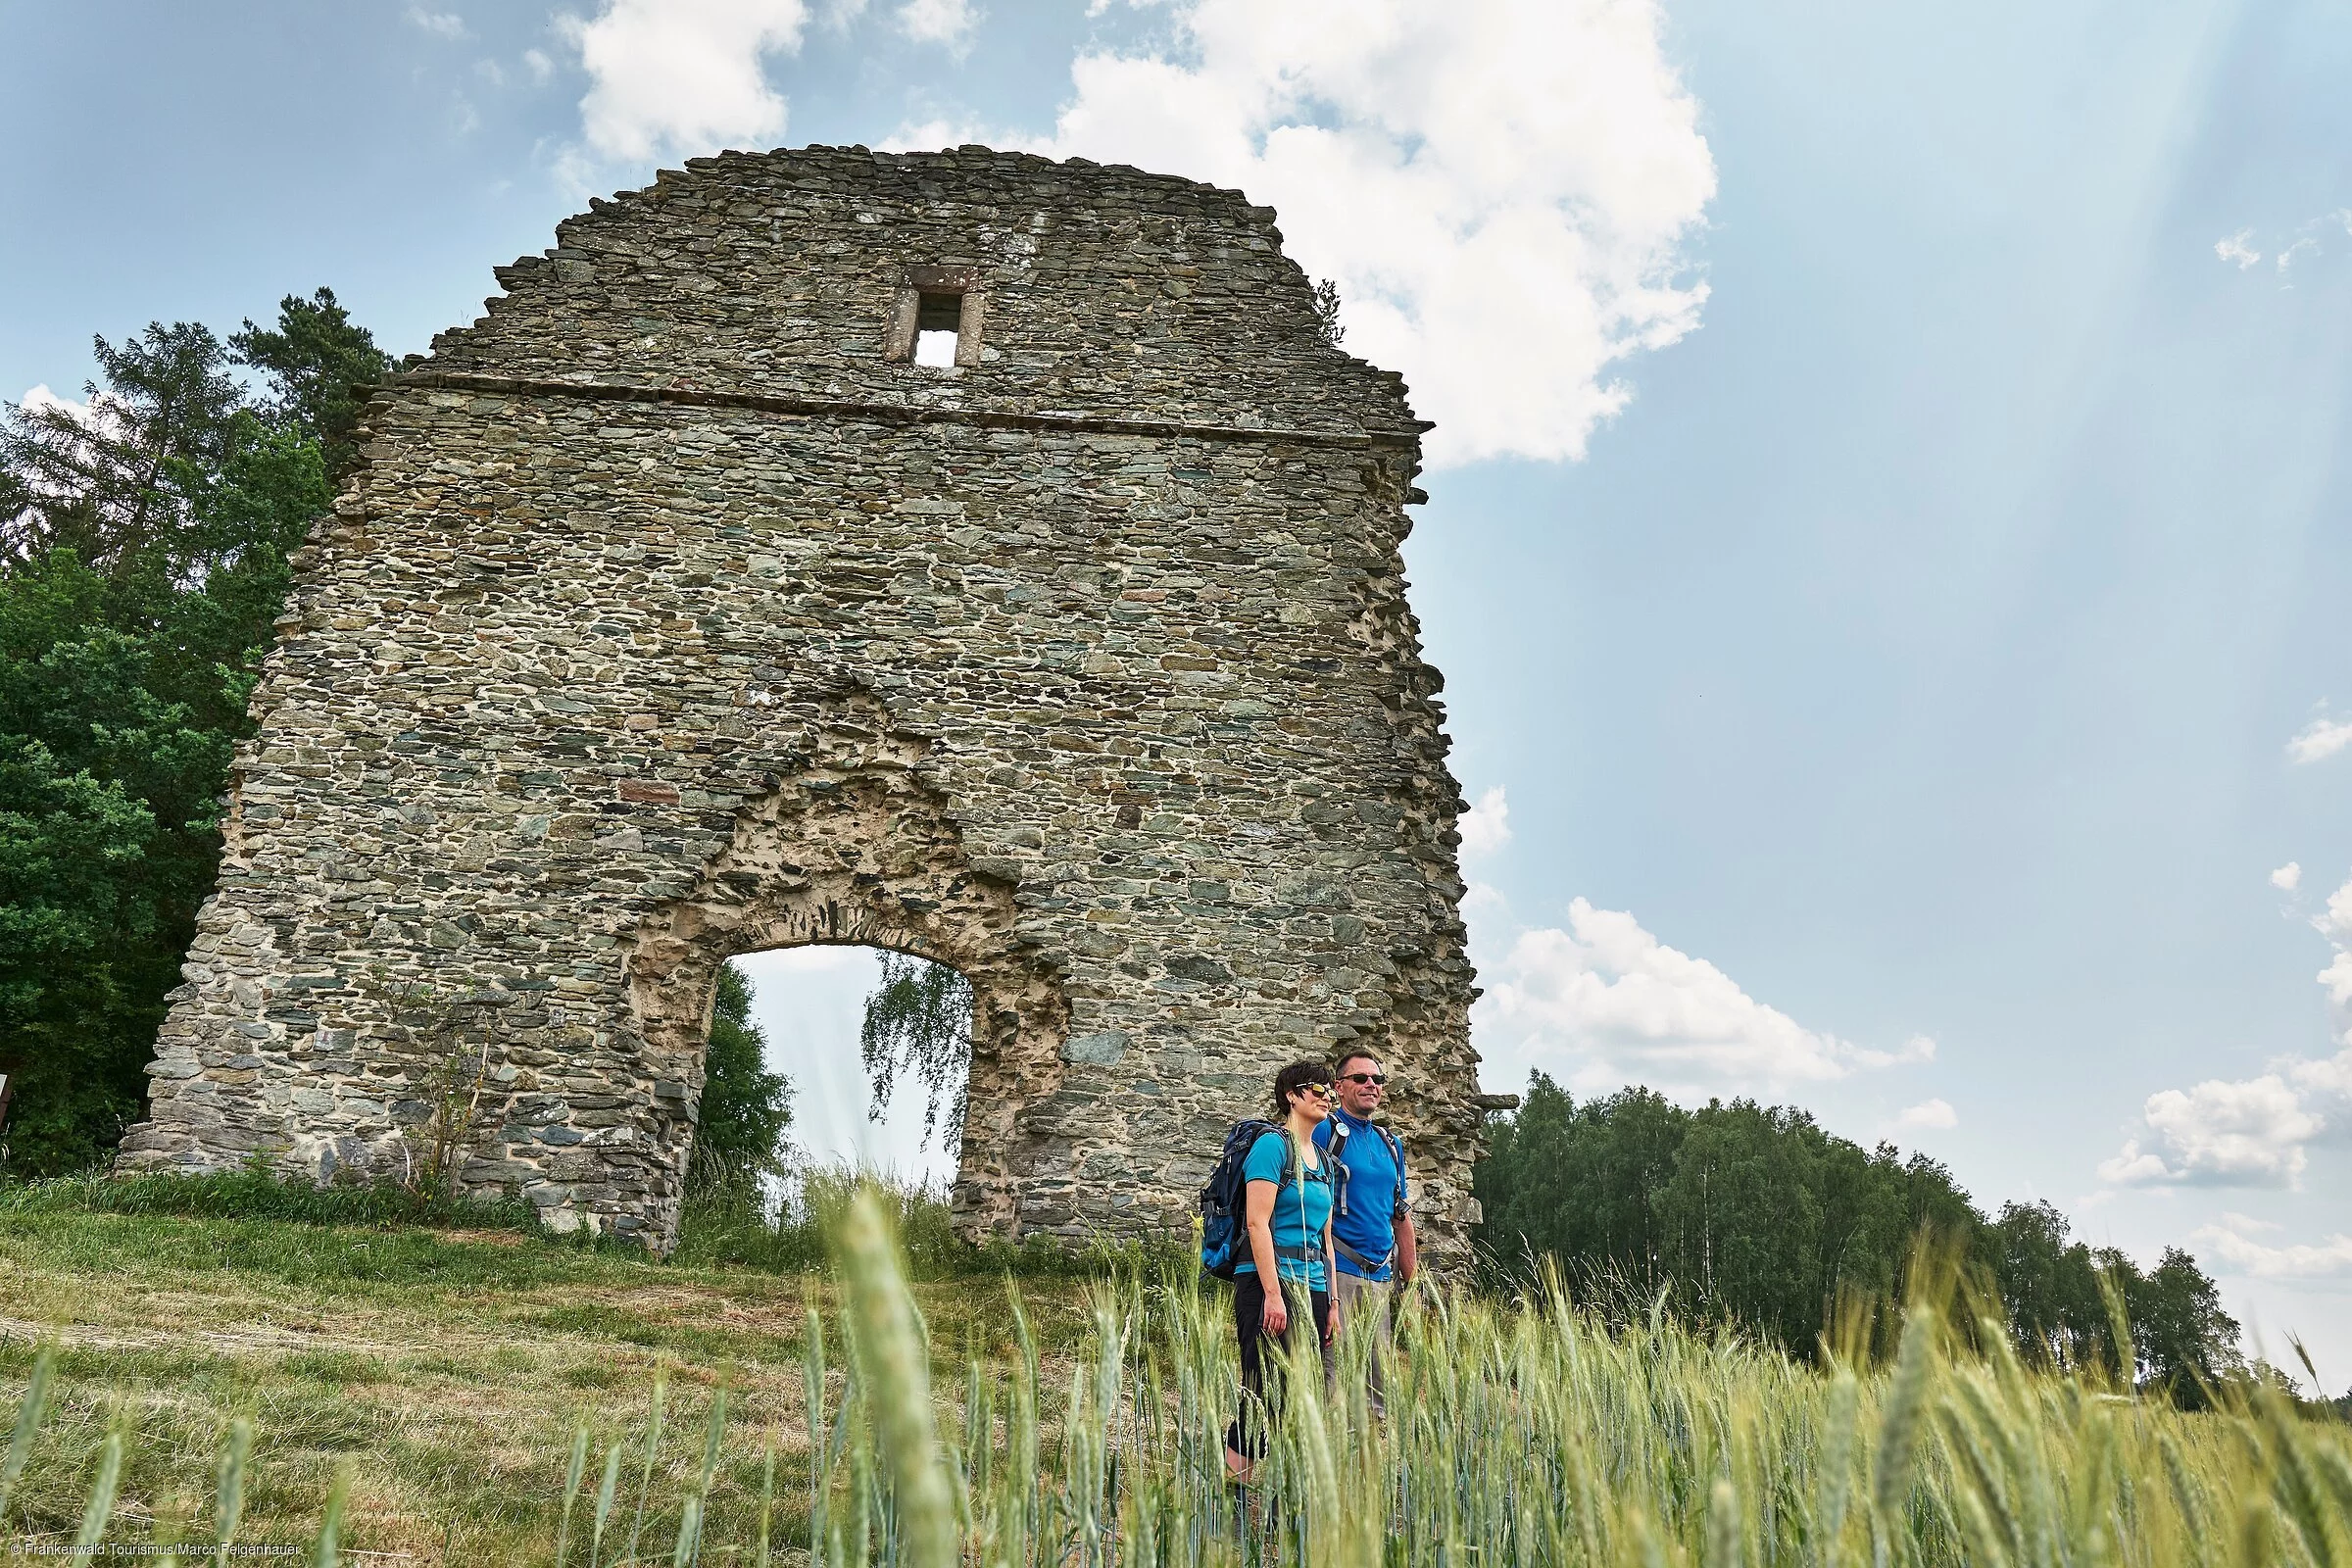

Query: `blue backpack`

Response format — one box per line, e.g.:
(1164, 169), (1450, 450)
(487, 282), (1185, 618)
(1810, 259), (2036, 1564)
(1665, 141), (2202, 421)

(1199, 1119), (1289, 1280)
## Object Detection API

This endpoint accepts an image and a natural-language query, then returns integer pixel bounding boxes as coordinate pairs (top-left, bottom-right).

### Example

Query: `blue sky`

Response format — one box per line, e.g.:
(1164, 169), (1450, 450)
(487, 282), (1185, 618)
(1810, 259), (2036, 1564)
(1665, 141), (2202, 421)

(6, 0), (2348, 1379)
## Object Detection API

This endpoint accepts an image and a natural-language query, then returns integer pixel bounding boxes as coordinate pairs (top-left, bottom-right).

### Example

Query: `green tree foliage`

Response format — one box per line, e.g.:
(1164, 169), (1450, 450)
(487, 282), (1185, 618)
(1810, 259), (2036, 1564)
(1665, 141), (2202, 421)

(0, 323), (248, 570)
(2126, 1245), (2242, 1406)
(1475, 1071), (2241, 1391)
(1990, 1199), (2114, 1369)
(227, 287), (391, 483)
(1310, 277), (1346, 347)
(688, 961), (794, 1195)
(0, 292), (386, 1175)
(858, 951), (973, 1151)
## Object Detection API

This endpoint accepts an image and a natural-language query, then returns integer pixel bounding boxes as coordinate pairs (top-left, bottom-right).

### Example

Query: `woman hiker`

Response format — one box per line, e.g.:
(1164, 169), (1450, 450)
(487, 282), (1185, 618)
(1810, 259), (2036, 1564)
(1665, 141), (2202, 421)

(1222, 1059), (1342, 1485)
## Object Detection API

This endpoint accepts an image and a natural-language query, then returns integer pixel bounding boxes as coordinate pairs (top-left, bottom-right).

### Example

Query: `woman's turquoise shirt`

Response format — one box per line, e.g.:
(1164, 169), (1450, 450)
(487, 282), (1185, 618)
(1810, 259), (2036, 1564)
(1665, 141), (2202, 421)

(1231, 1128), (1333, 1289)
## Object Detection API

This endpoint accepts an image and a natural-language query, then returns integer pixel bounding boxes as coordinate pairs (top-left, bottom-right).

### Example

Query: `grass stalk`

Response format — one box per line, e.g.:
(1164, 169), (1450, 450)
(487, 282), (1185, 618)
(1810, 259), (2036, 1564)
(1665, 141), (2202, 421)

(213, 1416), (252, 1563)
(74, 1424), (123, 1548)
(557, 1414), (590, 1568)
(625, 1364), (669, 1567)
(589, 1439), (623, 1568)
(0, 1346), (54, 1533)
(313, 1462), (351, 1568)
(833, 1185), (957, 1568)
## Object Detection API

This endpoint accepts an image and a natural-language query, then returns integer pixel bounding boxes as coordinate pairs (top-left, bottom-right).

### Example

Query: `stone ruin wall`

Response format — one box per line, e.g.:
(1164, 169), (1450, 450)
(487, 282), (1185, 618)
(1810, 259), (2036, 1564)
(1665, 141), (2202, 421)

(122, 145), (1490, 1260)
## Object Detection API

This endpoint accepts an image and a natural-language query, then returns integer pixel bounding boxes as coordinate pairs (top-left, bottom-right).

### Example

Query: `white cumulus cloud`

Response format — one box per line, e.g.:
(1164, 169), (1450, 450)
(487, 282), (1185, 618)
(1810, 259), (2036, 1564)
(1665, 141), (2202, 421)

(2098, 1073), (2324, 1188)
(1458, 786), (1510, 859)
(2274, 861), (2303, 892)
(2277, 236), (2321, 273)
(1478, 899), (1933, 1093)
(2288, 713), (2352, 764)
(2104, 869), (2352, 1189)
(2216, 229), (2261, 269)
(556, 0), (1714, 467)
(2195, 1214), (2352, 1280)
(2325, 877), (2352, 948)
(968, 0), (1716, 469)
(407, 5), (469, 39)
(18, 384), (93, 423)
(14, 383), (127, 454)
(896, 0), (975, 46)
(560, 0), (813, 165)
(1896, 1098), (1958, 1130)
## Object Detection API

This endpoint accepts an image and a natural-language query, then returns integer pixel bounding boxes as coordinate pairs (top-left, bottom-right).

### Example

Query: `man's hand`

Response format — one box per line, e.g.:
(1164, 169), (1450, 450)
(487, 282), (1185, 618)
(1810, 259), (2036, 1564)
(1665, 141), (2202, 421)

(1260, 1286), (1289, 1337)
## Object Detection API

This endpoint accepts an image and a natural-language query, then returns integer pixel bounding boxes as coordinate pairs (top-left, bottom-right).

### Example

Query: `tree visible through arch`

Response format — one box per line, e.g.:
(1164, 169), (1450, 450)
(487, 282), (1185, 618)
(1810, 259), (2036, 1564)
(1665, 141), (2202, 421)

(690, 961), (794, 1195)
(859, 953), (973, 1152)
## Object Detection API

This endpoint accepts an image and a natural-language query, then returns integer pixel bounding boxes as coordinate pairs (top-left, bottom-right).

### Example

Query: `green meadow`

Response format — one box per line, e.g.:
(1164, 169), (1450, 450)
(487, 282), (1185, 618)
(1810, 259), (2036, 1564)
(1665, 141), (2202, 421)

(2, 1176), (2346, 1566)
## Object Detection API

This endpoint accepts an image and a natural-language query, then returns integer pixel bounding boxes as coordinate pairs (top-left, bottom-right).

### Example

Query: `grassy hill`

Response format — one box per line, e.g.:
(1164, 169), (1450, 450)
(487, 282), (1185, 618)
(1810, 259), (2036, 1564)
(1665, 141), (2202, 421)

(2, 1176), (2347, 1566)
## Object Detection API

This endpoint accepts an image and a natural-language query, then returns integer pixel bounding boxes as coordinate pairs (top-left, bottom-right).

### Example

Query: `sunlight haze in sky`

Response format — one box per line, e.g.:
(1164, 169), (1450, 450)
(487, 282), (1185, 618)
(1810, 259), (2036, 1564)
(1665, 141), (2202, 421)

(4, 0), (2347, 1378)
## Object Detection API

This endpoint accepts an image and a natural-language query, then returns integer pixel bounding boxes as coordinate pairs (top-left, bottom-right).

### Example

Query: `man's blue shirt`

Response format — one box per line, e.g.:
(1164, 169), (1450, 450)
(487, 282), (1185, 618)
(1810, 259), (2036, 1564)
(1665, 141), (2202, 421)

(1314, 1106), (1408, 1281)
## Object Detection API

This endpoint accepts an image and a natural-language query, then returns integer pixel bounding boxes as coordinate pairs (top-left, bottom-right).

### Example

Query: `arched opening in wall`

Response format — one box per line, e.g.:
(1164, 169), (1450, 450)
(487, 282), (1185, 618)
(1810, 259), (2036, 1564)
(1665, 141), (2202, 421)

(619, 695), (1073, 1253)
(643, 924), (1044, 1255)
(719, 946), (973, 1193)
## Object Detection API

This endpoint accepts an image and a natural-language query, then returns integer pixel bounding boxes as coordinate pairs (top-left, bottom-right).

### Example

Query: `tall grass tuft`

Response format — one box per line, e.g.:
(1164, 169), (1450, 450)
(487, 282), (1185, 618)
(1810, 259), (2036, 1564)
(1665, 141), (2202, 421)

(588, 1437), (623, 1568)
(73, 1420), (122, 1548)
(833, 1185), (958, 1568)
(312, 1462), (352, 1568)
(213, 1414), (251, 1559)
(624, 1365), (668, 1566)
(556, 1415), (590, 1567)
(0, 1345), (53, 1532)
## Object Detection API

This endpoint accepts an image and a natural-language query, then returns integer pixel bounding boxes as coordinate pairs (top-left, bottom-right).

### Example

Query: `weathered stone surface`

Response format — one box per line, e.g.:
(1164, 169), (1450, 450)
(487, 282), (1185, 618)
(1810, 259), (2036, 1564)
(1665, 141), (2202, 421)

(122, 144), (1485, 1261)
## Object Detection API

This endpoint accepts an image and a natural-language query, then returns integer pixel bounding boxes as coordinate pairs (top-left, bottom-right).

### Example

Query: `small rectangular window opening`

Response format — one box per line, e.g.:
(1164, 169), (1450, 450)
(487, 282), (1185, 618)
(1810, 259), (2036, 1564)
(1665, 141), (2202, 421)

(913, 291), (962, 368)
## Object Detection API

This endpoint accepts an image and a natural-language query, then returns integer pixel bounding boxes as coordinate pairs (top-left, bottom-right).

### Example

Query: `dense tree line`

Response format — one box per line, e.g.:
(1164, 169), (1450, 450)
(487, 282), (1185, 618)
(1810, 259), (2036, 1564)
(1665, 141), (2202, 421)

(1475, 1073), (2243, 1402)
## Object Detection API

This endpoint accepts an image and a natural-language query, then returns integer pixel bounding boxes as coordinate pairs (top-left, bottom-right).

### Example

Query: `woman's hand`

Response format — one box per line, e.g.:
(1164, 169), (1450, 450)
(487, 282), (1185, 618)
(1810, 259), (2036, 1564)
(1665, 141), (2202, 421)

(1325, 1301), (1342, 1345)
(1260, 1287), (1290, 1337)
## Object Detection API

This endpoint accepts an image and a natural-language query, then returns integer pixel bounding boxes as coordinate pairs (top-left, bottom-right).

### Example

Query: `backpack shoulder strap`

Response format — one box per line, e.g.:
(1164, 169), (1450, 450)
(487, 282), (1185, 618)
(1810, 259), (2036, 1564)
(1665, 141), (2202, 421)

(1246, 1123), (1297, 1185)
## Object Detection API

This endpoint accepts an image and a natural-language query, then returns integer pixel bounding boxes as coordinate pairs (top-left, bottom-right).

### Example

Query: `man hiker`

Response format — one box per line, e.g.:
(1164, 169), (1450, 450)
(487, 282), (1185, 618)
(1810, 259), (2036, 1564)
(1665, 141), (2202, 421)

(1312, 1050), (1414, 1414)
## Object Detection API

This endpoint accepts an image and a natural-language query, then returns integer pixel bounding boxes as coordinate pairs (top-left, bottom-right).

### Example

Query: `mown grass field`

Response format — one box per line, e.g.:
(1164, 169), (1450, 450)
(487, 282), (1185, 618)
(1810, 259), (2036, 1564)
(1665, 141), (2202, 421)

(0, 1183), (1099, 1562)
(2, 1178), (2349, 1567)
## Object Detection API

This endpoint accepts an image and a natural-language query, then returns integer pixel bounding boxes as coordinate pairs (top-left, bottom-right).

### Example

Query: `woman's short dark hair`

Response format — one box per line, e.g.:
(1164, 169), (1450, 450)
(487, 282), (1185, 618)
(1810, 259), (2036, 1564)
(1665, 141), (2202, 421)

(1268, 1059), (1334, 1121)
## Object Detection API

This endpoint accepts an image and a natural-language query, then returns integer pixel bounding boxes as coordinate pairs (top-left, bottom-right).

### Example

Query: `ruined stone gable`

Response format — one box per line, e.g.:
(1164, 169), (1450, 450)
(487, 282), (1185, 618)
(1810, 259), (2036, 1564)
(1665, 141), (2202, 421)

(122, 144), (1489, 1258)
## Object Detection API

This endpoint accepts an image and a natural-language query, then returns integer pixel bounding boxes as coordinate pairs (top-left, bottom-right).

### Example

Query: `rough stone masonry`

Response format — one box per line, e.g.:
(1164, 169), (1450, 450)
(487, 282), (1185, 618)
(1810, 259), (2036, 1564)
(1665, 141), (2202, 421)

(122, 144), (1494, 1259)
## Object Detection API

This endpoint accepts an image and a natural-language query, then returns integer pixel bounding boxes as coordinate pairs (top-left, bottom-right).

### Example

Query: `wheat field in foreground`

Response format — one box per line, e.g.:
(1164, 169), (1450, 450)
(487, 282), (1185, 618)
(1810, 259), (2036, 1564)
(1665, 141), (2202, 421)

(3, 1185), (2348, 1566)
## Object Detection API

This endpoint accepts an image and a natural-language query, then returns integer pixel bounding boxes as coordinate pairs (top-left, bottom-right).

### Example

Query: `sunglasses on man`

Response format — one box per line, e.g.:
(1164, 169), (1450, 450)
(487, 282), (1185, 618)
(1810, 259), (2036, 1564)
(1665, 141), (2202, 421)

(1339, 1071), (1386, 1086)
